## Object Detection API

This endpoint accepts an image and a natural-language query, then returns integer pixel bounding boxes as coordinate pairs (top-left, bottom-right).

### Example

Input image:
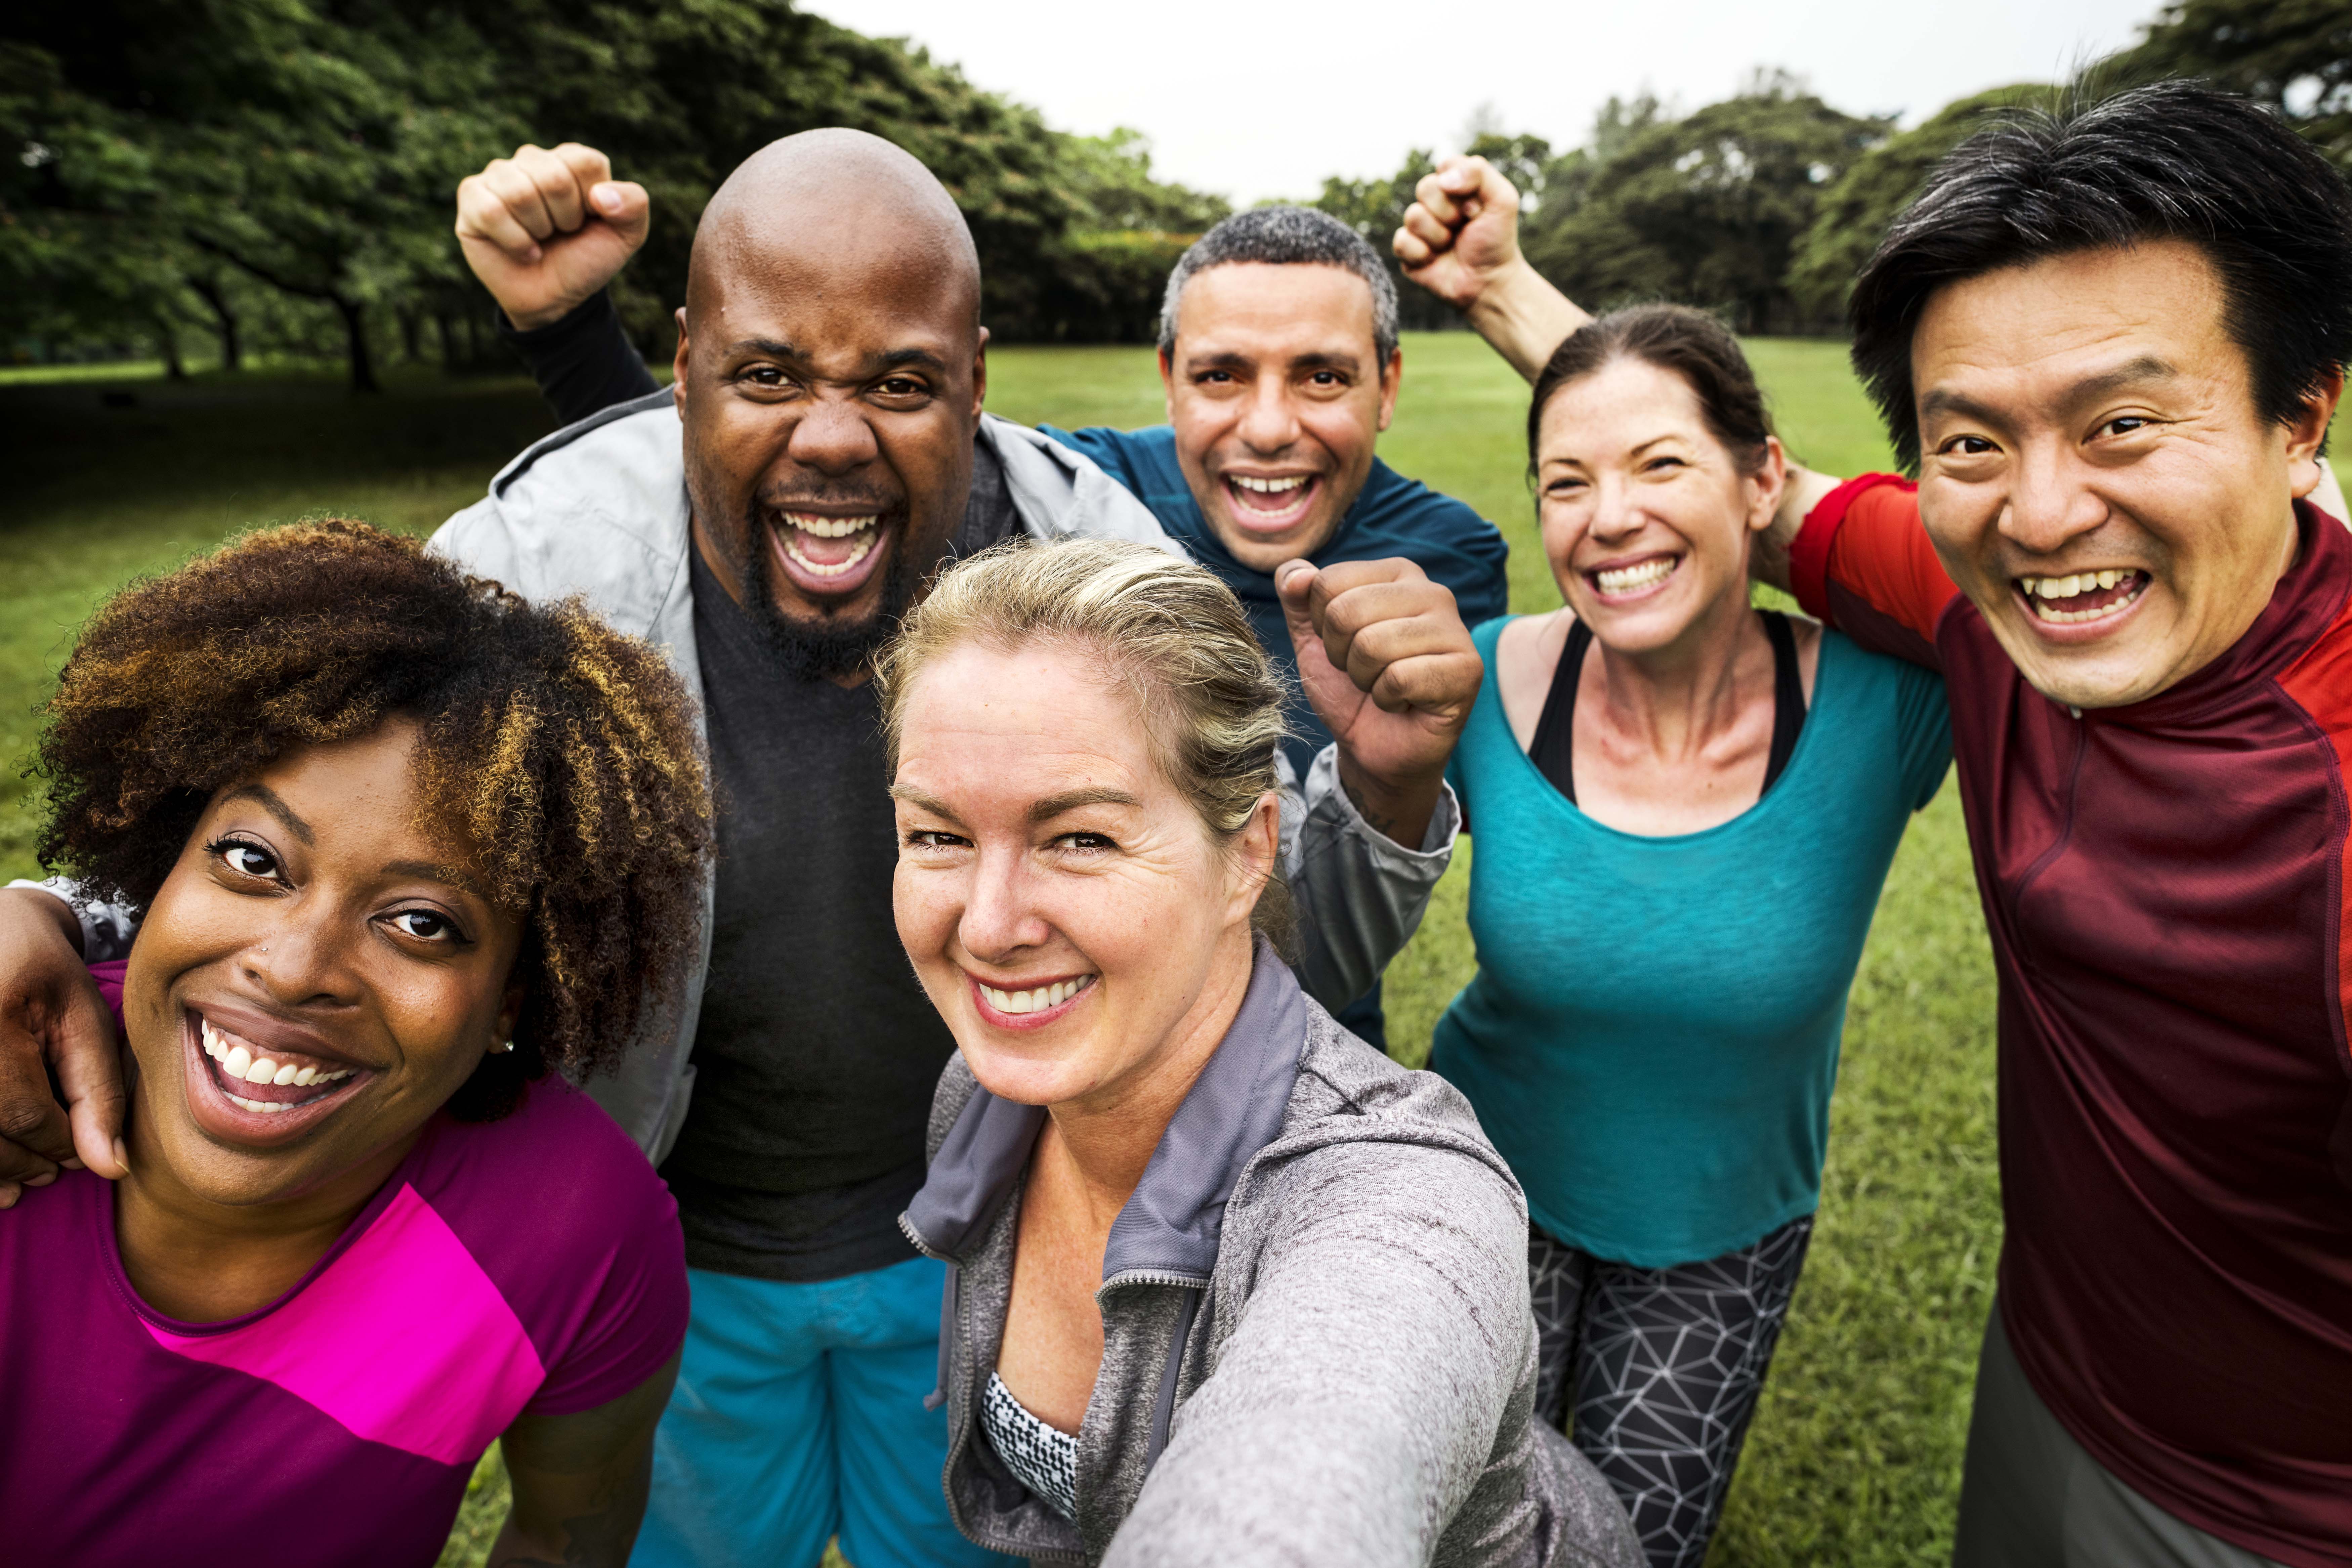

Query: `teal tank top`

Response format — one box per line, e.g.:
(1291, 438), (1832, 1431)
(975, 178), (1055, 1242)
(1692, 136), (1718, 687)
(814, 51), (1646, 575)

(1433, 616), (1952, 1266)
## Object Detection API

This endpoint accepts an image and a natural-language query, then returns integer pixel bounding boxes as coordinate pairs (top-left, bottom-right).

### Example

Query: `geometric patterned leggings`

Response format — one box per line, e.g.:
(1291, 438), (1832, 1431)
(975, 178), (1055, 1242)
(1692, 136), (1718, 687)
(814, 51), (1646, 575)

(1528, 1215), (1815, 1568)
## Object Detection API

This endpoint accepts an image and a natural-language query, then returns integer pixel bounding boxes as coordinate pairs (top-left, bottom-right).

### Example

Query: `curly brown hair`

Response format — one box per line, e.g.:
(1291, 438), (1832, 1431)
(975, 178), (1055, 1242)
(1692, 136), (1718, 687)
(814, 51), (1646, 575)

(34, 518), (714, 1120)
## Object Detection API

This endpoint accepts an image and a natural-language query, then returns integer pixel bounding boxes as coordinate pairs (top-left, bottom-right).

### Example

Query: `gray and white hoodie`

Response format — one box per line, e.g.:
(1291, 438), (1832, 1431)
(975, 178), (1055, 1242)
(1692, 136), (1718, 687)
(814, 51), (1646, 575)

(900, 941), (1642, 1567)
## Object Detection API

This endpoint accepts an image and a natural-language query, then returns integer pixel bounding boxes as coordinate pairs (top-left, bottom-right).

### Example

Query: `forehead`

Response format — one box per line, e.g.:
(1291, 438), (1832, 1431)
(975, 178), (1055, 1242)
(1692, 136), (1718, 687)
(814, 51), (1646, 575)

(1911, 240), (2243, 411)
(1539, 357), (1710, 458)
(697, 221), (976, 369)
(896, 639), (1158, 794)
(1173, 262), (1378, 358)
(216, 724), (457, 858)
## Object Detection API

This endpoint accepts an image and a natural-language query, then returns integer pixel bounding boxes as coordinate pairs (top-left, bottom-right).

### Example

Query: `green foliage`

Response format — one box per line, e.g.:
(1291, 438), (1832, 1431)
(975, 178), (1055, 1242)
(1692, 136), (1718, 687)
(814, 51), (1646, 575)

(1787, 84), (2055, 321)
(1522, 72), (1892, 334)
(2106, 0), (2352, 167)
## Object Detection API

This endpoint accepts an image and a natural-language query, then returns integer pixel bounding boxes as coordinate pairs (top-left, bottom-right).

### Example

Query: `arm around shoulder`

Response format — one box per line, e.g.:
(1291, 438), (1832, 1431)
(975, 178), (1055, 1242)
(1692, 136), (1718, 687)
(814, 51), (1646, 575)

(489, 1351), (679, 1567)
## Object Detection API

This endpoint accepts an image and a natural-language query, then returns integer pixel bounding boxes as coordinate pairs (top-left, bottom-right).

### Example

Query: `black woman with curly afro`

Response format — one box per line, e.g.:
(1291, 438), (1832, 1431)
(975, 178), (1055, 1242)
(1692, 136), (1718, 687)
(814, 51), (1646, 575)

(0, 518), (713, 1568)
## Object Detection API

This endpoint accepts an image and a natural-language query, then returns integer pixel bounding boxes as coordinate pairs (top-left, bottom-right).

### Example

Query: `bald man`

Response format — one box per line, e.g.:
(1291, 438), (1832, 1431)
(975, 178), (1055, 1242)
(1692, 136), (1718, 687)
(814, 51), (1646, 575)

(0, 131), (1479, 1567)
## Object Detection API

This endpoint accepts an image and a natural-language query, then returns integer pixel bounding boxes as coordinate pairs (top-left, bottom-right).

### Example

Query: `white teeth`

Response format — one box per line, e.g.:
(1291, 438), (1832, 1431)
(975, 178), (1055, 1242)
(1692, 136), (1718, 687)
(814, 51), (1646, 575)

(226, 1093), (292, 1114)
(245, 1057), (279, 1084)
(783, 513), (878, 539)
(781, 528), (879, 579)
(293, 1066), (317, 1086)
(978, 976), (1094, 1015)
(2020, 569), (2146, 623)
(271, 1062), (299, 1086)
(1231, 475), (1307, 494)
(223, 1044), (253, 1078)
(1594, 557), (1677, 594)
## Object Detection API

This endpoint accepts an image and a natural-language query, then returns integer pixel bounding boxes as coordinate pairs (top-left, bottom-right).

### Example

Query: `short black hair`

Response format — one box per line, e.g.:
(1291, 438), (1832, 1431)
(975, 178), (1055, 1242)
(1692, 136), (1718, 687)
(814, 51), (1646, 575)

(1159, 206), (1399, 364)
(1850, 81), (2352, 473)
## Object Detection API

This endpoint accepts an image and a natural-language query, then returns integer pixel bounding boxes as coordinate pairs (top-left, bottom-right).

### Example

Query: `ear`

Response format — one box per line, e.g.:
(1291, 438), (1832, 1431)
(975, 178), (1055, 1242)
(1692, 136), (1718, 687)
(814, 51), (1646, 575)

(1228, 790), (1284, 927)
(1159, 345), (1179, 423)
(670, 306), (692, 418)
(1746, 435), (1791, 535)
(2286, 368), (2343, 503)
(1376, 346), (1403, 433)
(490, 978), (527, 1058)
(971, 325), (991, 420)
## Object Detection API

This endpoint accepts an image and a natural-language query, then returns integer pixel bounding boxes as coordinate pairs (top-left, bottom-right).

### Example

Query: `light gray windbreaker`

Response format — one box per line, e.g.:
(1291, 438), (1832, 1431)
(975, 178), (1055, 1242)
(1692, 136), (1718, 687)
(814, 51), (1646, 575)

(25, 392), (1460, 1166)
(899, 941), (1643, 1568)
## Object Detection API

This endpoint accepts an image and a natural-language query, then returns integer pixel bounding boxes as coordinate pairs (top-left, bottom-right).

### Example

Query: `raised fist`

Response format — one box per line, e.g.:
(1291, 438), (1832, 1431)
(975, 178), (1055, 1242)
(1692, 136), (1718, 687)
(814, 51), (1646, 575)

(455, 142), (650, 332)
(1277, 557), (1481, 847)
(1394, 155), (1525, 315)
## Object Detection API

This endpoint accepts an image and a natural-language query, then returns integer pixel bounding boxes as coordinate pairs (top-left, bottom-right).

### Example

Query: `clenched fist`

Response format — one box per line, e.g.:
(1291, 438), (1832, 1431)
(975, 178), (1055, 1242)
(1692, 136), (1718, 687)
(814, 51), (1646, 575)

(455, 142), (650, 331)
(1394, 156), (1526, 315)
(1277, 557), (1482, 847)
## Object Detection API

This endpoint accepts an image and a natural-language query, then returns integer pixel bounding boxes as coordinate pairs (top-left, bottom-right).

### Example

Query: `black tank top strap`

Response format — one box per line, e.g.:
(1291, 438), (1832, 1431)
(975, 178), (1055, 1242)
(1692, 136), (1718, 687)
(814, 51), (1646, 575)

(1761, 609), (1807, 795)
(1528, 617), (1593, 805)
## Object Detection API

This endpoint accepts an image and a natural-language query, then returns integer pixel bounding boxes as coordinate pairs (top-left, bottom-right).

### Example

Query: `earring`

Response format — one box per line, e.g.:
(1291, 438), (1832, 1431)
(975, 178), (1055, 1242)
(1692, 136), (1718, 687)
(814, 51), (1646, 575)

(495, 1041), (515, 1055)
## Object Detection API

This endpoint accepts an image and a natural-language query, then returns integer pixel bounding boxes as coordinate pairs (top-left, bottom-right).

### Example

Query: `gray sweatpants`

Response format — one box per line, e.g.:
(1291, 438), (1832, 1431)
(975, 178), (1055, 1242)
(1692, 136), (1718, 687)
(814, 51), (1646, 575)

(1952, 1305), (2287, 1568)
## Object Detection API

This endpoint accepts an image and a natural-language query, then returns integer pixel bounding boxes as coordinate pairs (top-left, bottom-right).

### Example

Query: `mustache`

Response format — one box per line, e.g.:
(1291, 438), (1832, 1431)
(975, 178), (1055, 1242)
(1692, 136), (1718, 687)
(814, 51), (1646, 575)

(758, 490), (905, 516)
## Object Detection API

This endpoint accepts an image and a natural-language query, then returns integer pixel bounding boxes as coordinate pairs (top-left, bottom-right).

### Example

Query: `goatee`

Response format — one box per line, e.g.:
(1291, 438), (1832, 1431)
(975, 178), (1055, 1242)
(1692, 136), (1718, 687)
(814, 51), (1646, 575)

(740, 508), (922, 682)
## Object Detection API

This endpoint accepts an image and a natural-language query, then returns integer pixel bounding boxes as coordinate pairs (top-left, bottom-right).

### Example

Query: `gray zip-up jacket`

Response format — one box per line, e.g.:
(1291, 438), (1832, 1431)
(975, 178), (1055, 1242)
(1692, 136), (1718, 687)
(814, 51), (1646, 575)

(899, 942), (1642, 1567)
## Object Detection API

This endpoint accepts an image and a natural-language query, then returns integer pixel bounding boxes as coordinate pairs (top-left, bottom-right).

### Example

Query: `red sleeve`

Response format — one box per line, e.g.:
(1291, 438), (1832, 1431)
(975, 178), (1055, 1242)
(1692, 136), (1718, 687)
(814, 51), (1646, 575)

(1790, 473), (1960, 671)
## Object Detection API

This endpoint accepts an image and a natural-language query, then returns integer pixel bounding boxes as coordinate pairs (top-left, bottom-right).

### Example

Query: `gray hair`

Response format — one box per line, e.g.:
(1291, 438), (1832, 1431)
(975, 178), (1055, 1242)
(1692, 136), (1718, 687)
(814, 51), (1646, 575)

(1157, 206), (1400, 365)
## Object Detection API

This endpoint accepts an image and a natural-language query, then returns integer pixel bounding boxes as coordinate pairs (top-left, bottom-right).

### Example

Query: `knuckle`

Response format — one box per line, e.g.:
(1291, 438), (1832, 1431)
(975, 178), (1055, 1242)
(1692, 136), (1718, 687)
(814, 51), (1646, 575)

(0, 1098), (59, 1148)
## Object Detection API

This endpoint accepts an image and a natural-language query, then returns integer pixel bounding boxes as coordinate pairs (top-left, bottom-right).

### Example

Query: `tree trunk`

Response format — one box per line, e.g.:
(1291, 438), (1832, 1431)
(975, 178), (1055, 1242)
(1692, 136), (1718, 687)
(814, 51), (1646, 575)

(398, 308), (422, 365)
(157, 320), (187, 380)
(187, 274), (243, 371)
(334, 295), (380, 393)
(437, 310), (461, 372)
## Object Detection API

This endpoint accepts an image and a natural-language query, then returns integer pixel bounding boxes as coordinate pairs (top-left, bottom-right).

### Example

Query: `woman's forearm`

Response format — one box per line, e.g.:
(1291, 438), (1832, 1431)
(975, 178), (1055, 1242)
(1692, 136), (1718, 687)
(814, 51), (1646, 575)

(1465, 259), (1593, 384)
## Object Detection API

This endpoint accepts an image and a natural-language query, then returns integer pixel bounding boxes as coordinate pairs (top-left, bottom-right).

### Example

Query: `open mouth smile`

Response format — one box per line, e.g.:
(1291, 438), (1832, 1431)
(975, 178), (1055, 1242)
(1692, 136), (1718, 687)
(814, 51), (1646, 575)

(183, 1007), (370, 1142)
(1587, 553), (1682, 602)
(2016, 569), (2149, 628)
(1221, 473), (1319, 535)
(969, 972), (1097, 1029)
(767, 509), (892, 596)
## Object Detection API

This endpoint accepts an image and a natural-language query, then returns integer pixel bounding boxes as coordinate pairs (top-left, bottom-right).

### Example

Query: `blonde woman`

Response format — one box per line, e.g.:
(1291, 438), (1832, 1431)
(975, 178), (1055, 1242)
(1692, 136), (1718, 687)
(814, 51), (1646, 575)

(886, 540), (1642, 1567)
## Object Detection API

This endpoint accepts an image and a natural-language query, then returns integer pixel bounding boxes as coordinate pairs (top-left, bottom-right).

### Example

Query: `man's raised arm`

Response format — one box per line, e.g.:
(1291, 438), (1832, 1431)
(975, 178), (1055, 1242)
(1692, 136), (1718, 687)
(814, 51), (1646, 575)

(456, 142), (660, 426)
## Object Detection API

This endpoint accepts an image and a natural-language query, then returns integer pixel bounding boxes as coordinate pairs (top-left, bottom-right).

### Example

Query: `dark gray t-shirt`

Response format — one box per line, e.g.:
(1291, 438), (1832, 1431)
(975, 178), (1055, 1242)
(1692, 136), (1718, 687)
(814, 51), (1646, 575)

(661, 444), (1019, 1280)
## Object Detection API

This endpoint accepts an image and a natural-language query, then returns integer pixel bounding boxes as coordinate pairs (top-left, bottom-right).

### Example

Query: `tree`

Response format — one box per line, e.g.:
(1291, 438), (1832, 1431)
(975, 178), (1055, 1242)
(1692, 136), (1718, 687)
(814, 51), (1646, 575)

(1786, 83), (2052, 321)
(2105, 0), (2352, 167)
(1524, 72), (1890, 333)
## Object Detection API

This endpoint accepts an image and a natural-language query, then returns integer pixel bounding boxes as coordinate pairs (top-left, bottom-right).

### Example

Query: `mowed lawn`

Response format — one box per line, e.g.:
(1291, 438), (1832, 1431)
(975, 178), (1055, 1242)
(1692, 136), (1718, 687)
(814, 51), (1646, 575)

(7, 334), (2009, 1566)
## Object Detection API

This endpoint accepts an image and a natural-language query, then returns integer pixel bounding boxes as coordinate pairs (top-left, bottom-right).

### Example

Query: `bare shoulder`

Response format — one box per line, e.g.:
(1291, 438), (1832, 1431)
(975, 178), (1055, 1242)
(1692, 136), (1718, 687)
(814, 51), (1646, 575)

(1496, 609), (1574, 752)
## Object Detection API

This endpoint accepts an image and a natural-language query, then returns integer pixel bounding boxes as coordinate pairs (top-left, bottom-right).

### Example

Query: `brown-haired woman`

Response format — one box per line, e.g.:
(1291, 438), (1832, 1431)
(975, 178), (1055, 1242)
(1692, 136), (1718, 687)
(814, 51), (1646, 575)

(0, 519), (712, 1566)
(1400, 306), (1953, 1567)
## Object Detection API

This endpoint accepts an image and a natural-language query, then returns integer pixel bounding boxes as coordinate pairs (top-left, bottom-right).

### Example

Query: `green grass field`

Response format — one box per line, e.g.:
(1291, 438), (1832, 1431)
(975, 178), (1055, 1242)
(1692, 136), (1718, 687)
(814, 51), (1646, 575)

(4, 335), (2007, 1566)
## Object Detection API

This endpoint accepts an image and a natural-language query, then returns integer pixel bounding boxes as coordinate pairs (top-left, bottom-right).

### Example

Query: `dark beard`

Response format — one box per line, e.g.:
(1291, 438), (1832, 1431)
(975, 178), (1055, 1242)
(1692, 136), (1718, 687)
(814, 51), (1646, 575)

(737, 505), (924, 682)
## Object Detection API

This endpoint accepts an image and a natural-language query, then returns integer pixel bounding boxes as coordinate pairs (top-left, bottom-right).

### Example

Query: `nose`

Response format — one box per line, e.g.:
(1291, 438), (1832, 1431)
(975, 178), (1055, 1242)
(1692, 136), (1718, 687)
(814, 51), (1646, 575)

(957, 844), (1054, 967)
(1586, 472), (1643, 543)
(2001, 439), (2107, 559)
(785, 396), (881, 475)
(1235, 373), (1301, 455)
(239, 911), (359, 1012)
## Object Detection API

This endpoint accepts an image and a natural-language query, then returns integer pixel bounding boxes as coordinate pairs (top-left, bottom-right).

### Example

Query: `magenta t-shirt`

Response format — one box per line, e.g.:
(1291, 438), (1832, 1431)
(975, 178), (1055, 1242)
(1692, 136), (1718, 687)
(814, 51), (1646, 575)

(0, 961), (690, 1566)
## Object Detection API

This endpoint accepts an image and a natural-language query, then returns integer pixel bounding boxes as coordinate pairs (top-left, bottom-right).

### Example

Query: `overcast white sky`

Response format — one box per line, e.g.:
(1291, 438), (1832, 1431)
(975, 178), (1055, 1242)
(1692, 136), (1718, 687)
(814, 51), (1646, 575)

(803, 0), (2161, 205)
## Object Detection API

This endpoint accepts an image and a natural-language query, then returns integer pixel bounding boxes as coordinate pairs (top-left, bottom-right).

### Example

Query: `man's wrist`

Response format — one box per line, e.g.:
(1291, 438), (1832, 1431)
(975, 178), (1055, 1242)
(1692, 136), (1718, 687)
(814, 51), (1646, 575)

(1464, 258), (1589, 384)
(499, 289), (608, 339)
(1336, 754), (1444, 850)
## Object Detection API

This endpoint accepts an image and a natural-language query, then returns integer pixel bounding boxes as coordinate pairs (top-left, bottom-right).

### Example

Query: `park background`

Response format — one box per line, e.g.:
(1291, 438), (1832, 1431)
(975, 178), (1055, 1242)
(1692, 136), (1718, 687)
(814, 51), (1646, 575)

(2, 2), (2346, 1564)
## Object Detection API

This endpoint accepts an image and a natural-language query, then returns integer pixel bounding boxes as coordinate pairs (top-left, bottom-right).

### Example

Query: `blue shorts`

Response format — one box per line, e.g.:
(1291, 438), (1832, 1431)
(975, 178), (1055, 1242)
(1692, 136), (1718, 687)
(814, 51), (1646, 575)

(631, 1255), (1016, 1568)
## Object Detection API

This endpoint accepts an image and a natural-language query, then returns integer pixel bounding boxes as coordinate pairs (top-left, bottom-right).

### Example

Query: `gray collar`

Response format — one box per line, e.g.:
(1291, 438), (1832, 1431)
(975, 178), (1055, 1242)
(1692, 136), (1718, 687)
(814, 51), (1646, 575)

(901, 937), (1308, 1285)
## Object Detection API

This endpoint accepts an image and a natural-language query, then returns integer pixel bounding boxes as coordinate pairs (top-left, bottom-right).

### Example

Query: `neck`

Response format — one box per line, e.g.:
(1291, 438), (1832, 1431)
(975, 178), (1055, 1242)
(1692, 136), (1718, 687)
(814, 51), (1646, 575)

(1042, 926), (1257, 1218)
(115, 1091), (421, 1322)
(1589, 587), (1766, 761)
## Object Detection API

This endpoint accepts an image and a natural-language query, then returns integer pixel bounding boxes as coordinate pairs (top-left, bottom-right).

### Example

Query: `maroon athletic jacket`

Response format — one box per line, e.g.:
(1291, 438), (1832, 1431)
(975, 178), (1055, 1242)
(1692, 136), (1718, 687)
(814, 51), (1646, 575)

(1792, 476), (2352, 1568)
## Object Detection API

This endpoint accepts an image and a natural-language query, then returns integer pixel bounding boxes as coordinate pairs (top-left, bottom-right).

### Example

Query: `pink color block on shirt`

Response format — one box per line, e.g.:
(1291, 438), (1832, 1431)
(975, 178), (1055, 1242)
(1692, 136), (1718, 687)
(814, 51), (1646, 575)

(144, 1182), (546, 1464)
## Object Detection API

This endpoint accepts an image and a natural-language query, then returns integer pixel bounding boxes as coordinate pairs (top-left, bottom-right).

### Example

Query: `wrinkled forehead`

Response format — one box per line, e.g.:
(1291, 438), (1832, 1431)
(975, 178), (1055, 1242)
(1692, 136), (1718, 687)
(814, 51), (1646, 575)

(1909, 242), (2247, 418)
(1171, 261), (1380, 361)
(690, 199), (981, 350)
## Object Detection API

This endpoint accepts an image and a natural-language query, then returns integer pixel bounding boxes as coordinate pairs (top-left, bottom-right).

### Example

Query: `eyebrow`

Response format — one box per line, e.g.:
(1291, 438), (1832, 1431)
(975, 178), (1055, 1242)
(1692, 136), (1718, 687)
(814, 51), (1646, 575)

(1919, 355), (2182, 424)
(220, 784), (313, 847)
(886, 785), (1140, 825)
(725, 338), (949, 378)
(382, 859), (490, 902)
(1027, 787), (1139, 823)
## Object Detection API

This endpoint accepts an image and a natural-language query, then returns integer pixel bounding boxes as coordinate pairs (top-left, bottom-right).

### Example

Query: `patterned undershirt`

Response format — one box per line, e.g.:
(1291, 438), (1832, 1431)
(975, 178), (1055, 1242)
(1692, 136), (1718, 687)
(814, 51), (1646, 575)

(980, 1370), (1079, 1521)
